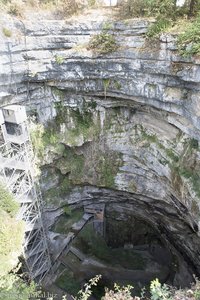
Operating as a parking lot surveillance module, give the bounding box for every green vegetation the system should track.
[118,0,200,56]
[31,102,97,156]
[56,270,80,296]
[0,183,18,217]
[95,151,123,188]
[179,168,200,197]
[30,123,46,158]
[63,204,72,215]
[103,78,111,99]
[55,54,65,65]
[88,0,96,7]
[120,0,200,19]
[135,125,200,199]
[50,275,200,299]
[2,27,12,37]
[119,0,172,18]
[54,100,98,145]
[57,0,80,17]
[146,18,171,38]
[52,208,83,234]
[150,278,172,300]
[178,15,200,56]
[8,1,23,16]
[165,137,200,198]
[43,175,72,205]
[31,104,123,201]
[113,80,122,91]
[71,108,93,133]
[102,79,122,99]
[0,184,23,277]
[0,0,84,17]
[56,147,85,179]
[189,138,199,149]
[165,149,179,163]
[102,21,114,31]
[0,184,35,299]
[140,125,158,144]
[88,32,118,54]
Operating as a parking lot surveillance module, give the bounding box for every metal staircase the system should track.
[0,105,52,283]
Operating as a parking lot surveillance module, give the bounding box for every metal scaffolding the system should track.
[0,105,52,283]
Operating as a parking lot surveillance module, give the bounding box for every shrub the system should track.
[119,0,176,19]
[119,0,150,18]
[88,0,96,7]
[150,278,172,300]
[177,15,200,56]
[56,0,81,17]
[55,54,65,64]
[146,18,172,38]
[88,32,118,54]
[2,27,12,37]
[74,275,101,300]
[8,1,23,16]
[0,184,18,217]
[103,284,133,300]
[27,0,39,7]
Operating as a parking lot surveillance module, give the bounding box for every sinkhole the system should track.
[48,199,196,299]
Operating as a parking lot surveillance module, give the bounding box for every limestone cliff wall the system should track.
[1,13,200,278]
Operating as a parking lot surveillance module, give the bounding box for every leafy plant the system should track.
[102,21,113,31]
[150,278,172,300]
[87,32,118,54]
[74,275,101,300]
[55,54,65,65]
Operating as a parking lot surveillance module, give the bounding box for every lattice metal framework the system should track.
[0,105,52,283]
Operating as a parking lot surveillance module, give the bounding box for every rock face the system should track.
[1,12,200,286]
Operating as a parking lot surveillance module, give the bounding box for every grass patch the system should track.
[178,15,200,57]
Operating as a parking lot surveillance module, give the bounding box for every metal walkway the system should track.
[0,105,52,283]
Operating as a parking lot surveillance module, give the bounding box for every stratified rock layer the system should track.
[1,12,200,284]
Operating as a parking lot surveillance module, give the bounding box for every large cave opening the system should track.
[47,194,196,298]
